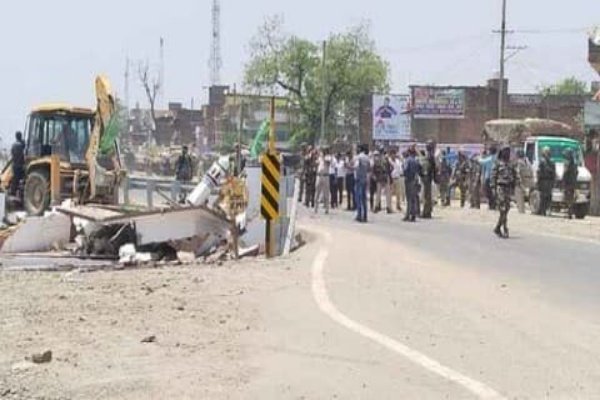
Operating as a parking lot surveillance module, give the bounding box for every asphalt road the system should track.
[243,207,600,399]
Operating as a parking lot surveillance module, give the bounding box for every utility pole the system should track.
[209,0,223,86]
[320,40,327,145]
[498,0,507,119]
[159,37,165,108]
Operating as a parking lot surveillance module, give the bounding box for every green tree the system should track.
[244,17,389,144]
[538,77,590,96]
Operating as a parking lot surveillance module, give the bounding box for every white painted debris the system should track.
[118,244,153,265]
[0,213,71,254]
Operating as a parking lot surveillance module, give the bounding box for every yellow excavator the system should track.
[1,76,123,215]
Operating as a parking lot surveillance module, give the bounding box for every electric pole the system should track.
[209,0,223,86]
[498,0,507,119]
[320,40,327,145]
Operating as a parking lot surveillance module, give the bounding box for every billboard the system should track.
[412,87,466,119]
[372,94,411,141]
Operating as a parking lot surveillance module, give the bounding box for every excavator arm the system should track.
[85,75,122,201]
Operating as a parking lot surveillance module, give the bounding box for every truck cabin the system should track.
[525,137,584,166]
[26,105,94,166]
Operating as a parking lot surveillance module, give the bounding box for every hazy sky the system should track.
[1,0,598,142]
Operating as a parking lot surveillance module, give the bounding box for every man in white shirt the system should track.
[315,148,331,214]
[328,153,338,209]
[390,150,405,211]
[335,153,346,208]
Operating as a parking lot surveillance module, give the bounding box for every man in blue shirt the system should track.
[403,145,421,222]
[479,147,497,210]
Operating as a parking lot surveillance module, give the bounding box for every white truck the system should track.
[484,118,592,219]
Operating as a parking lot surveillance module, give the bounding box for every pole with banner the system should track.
[261,97,281,258]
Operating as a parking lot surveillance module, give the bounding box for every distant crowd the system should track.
[298,141,579,238]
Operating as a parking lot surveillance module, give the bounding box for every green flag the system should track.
[250,119,270,159]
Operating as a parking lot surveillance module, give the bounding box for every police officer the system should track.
[515,150,533,214]
[438,150,452,207]
[563,148,578,219]
[469,153,482,209]
[492,146,518,238]
[537,147,556,216]
[421,141,437,219]
[453,151,471,208]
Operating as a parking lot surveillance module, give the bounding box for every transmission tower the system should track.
[209,0,222,86]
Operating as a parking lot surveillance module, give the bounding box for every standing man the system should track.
[373,149,392,213]
[298,144,308,203]
[315,148,331,215]
[563,148,578,219]
[354,145,370,223]
[403,145,421,222]
[480,147,498,210]
[438,150,452,206]
[329,152,338,209]
[515,150,533,214]
[304,148,317,208]
[10,131,26,196]
[469,154,482,209]
[335,153,345,208]
[345,151,356,211]
[390,149,405,211]
[537,147,556,216]
[175,145,193,183]
[452,151,471,208]
[421,141,437,219]
[492,146,518,238]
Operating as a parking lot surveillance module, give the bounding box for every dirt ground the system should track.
[0,250,309,400]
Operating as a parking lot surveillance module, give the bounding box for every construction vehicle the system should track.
[483,118,592,219]
[0,76,123,215]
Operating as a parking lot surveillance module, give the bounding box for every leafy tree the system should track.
[244,17,389,144]
[538,77,590,96]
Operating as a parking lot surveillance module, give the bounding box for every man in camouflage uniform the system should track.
[304,148,317,208]
[515,150,534,214]
[492,146,518,239]
[537,147,556,216]
[438,150,452,207]
[421,141,437,219]
[563,148,579,219]
[469,154,482,209]
[452,151,471,208]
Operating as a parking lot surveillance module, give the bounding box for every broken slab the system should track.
[0,213,71,254]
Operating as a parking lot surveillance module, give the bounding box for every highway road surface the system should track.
[241,207,600,399]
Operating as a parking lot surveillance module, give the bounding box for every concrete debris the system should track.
[141,335,157,343]
[30,350,52,364]
[0,213,70,254]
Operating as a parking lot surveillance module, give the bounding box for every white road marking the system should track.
[311,230,507,400]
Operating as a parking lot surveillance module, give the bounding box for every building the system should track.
[359,78,593,145]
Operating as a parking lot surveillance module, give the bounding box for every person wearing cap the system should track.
[515,149,534,214]
[537,146,556,216]
[563,148,578,219]
[452,150,471,208]
[491,146,518,238]
[345,151,356,211]
[421,141,437,218]
[438,149,452,207]
[469,153,482,209]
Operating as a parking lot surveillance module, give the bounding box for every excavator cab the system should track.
[1,76,123,216]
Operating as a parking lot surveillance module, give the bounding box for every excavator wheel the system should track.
[24,170,51,216]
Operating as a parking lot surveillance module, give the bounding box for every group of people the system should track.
[298,141,439,224]
[298,141,580,239]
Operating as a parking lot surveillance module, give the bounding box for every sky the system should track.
[0,0,598,144]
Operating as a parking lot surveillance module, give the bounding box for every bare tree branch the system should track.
[138,61,161,141]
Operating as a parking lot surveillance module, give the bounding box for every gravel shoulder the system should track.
[0,247,313,400]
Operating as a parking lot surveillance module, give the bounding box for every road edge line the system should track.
[310,228,507,400]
